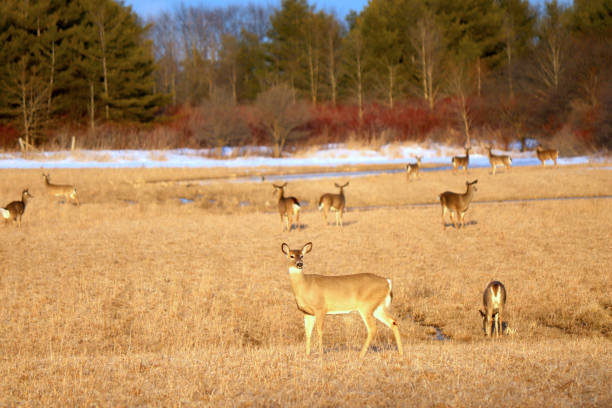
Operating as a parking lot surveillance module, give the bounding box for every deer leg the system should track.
[441,206,447,229]
[485,312,493,337]
[294,209,300,230]
[450,211,458,229]
[315,312,325,356]
[339,209,343,227]
[496,311,502,337]
[373,305,403,355]
[304,315,315,355]
[359,311,377,358]
[321,207,327,225]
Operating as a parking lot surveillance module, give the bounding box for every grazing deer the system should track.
[479,281,507,338]
[485,146,512,175]
[536,146,558,167]
[273,183,301,232]
[405,156,422,181]
[42,173,80,205]
[282,242,403,357]
[2,189,33,227]
[451,147,470,175]
[318,182,349,227]
[439,179,478,230]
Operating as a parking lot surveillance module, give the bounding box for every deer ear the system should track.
[302,242,313,254]
[281,243,290,255]
[479,310,486,318]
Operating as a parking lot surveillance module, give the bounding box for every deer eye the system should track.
[290,255,295,259]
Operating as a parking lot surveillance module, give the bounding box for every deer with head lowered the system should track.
[273,183,301,232]
[484,145,512,175]
[479,281,506,338]
[281,242,403,357]
[405,156,422,181]
[439,179,478,230]
[318,182,348,226]
[1,189,33,227]
[451,147,470,175]
[536,145,558,167]
[42,173,80,205]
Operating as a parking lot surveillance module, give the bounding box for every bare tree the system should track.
[410,13,444,110]
[255,84,311,158]
[448,61,475,148]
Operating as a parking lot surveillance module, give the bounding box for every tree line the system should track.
[0,0,610,153]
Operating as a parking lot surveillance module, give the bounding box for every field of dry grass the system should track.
[0,163,610,406]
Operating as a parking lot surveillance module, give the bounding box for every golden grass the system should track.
[0,163,611,406]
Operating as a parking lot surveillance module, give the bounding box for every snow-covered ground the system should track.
[0,143,596,169]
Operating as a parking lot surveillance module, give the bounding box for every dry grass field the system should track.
[0,163,611,406]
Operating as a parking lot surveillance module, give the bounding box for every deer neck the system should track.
[463,186,475,202]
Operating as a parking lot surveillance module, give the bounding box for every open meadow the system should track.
[0,163,611,406]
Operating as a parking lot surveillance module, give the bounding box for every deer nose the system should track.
[296,260,303,268]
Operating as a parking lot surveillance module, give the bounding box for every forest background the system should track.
[0,0,610,156]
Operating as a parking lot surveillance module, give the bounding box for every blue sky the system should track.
[123,0,366,20]
[123,0,568,21]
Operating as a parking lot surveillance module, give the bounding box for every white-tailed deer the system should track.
[273,183,301,232]
[318,182,349,226]
[406,156,422,181]
[479,281,506,338]
[2,189,33,227]
[439,179,478,230]
[451,147,470,174]
[42,173,80,205]
[281,242,403,357]
[536,146,558,167]
[484,146,512,175]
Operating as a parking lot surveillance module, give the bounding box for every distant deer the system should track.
[451,147,470,175]
[405,156,422,181]
[536,146,558,167]
[479,281,507,338]
[1,189,33,227]
[318,182,349,227]
[42,173,80,205]
[282,242,403,357]
[273,183,301,232]
[439,179,478,230]
[484,145,512,175]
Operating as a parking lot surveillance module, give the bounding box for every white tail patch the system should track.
[491,288,503,308]
[0,208,9,219]
[293,203,301,212]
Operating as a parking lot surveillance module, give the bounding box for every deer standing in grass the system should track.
[318,182,348,226]
[406,156,422,181]
[273,183,301,232]
[536,146,558,167]
[42,173,80,205]
[479,281,506,338]
[485,146,512,175]
[281,242,403,357]
[439,179,478,230]
[1,189,33,227]
[451,147,470,175]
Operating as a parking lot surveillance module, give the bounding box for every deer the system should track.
[479,281,507,338]
[439,179,478,230]
[273,183,301,232]
[318,182,349,227]
[1,189,33,227]
[451,147,470,175]
[484,145,512,175]
[42,173,80,205]
[281,242,403,357]
[536,146,558,167]
[405,156,422,181]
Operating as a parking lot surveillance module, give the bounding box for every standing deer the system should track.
[479,281,507,338]
[405,156,422,181]
[536,146,558,167]
[485,146,512,175]
[281,242,403,357]
[42,173,80,205]
[318,182,349,226]
[451,147,470,175]
[439,179,478,230]
[1,189,33,227]
[273,183,301,232]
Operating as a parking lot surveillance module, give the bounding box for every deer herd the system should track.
[2,143,558,357]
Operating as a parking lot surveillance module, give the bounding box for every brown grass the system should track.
[0,164,611,406]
